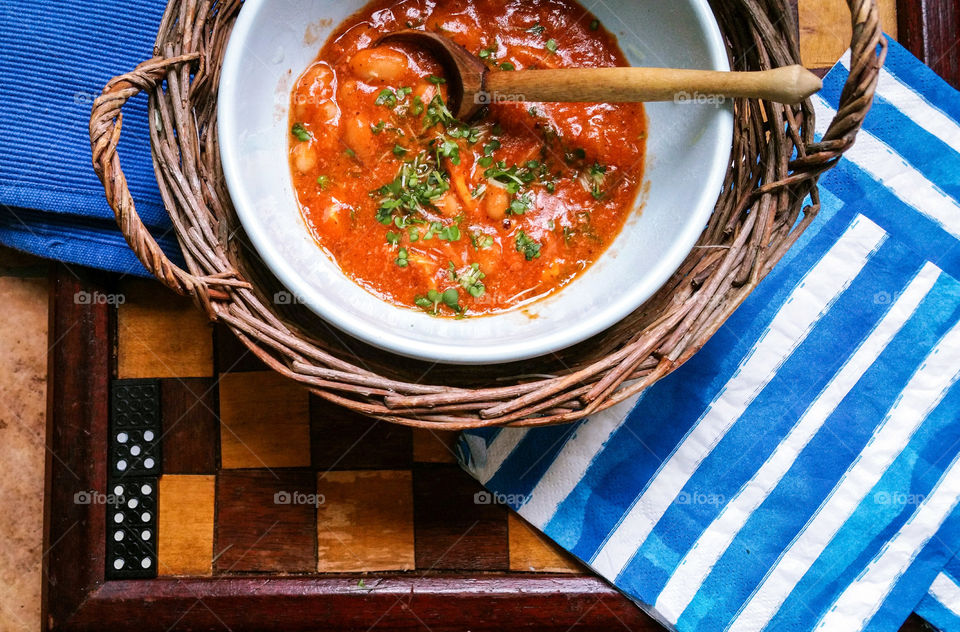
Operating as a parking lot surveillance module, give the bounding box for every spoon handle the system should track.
[484,65,822,106]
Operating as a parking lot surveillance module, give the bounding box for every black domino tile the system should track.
[104,478,158,579]
[107,380,162,579]
[110,379,162,478]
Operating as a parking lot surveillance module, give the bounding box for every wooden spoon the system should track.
[377,30,822,120]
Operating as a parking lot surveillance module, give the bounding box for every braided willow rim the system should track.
[90,0,885,430]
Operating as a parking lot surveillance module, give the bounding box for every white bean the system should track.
[292,142,318,173]
[348,47,409,82]
[482,183,509,221]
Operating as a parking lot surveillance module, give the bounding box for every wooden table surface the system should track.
[1,1,958,631]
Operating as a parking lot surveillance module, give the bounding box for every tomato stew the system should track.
[289,0,646,317]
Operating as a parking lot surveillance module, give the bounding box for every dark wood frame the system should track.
[44,1,956,629]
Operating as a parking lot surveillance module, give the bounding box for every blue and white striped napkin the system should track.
[0,0,183,275]
[458,38,960,632]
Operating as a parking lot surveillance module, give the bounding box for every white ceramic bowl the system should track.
[219,0,733,365]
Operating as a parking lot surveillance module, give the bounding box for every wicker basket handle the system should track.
[791,0,886,175]
[89,53,219,303]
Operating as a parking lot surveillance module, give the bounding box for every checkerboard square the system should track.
[117,279,214,379]
[413,465,508,570]
[316,470,415,572]
[161,379,219,474]
[215,470,317,573]
[219,372,311,469]
[310,396,412,470]
[158,475,215,576]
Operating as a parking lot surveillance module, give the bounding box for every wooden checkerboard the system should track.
[111,278,582,578]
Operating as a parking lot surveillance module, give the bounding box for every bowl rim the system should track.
[218,0,734,365]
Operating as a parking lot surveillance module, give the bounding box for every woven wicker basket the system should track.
[90,0,885,429]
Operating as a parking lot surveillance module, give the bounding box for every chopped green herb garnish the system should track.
[509,193,533,215]
[424,94,456,128]
[478,156,494,168]
[415,294,436,312]
[375,89,398,108]
[451,263,486,297]
[471,183,487,199]
[291,122,311,142]
[414,288,461,315]
[395,247,409,267]
[393,214,416,230]
[545,39,558,54]
[317,175,330,189]
[447,126,482,144]
[515,230,542,261]
[528,23,545,35]
[483,139,501,156]
[471,233,495,250]
[410,96,425,116]
[408,227,419,242]
[428,75,447,85]
[393,144,408,157]
[422,221,460,241]
[344,147,357,159]
[439,224,461,241]
[385,231,401,246]
[478,46,497,60]
[370,121,387,134]
[436,139,461,165]
[499,62,516,71]
[528,106,540,117]
[374,154,451,225]
[442,287,462,311]
[588,162,608,199]
[590,19,599,30]
[484,160,548,195]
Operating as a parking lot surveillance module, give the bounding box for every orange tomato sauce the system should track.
[289,0,646,317]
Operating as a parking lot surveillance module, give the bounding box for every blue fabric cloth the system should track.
[459,39,960,632]
[0,0,183,275]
